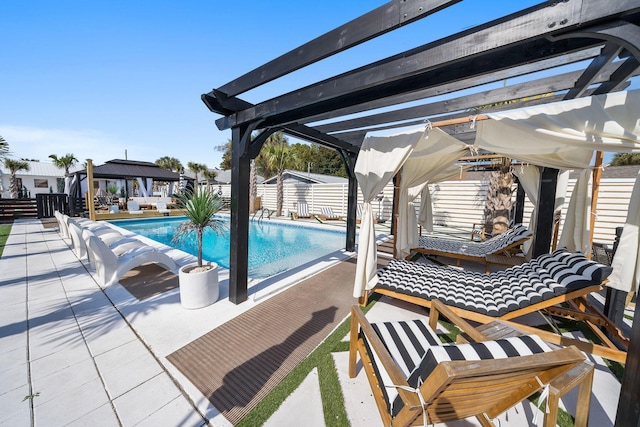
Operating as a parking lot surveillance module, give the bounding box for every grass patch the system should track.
[0,224,12,258]
[236,294,381,426]
[237,296,612,426]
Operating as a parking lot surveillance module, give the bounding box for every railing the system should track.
[36,193,69,218]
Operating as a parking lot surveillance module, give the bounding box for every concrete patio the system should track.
[0,218,626,426]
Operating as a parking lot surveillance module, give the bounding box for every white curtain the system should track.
[608,169,640,292]
[513,166,570,254]
[417,165,467,232]
[353,126,429,298]
[136,177,149,197]
[557,169,593,253]
[476,91,640,257]
[396,129,470,258]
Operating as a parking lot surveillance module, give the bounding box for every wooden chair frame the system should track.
[350,301,593,427]
[372,283,629,363]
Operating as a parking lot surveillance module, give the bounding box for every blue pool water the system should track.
[109,217,347,278]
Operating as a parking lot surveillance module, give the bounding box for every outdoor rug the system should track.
[167,256,370,424]
[41,218,58,229]
[119,263,179,300]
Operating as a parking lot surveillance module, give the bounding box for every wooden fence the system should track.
[217,177,634,246]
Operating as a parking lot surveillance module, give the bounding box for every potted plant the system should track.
[173,187,226,309]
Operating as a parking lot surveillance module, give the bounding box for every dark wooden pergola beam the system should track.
[215,0,461,99]
[298,47,603,126]
[563,43,623,100]
[214,1,639,131]
[313,65,621,134]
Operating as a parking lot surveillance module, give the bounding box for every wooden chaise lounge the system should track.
[409,224,533,272]
[350,301,594,427]
[371,249,628,363]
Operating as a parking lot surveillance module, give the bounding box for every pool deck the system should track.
[0,218,627,426]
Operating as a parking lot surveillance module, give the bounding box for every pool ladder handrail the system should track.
[252,207,272,222]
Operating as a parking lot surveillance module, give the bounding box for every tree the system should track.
[155,156,183,172]
[261,132,295,216]
[0,135,9,161]
[610,153,640,166]
[249,160,257,213]
[202,169,218,186]
[49,153,78,174]
[483,160,515,236]
[4,159,30,199]
[216,141,232,170]
[187,162,208,187]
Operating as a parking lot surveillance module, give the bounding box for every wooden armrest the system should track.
[350,306,420,407]
[429,300,489,343]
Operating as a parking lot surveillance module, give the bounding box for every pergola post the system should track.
[531,167,558,258]
[514,177,525,225]
[228,124,254,304]
[341,150,357,252]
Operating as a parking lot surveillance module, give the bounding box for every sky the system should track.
[1,1,633,168]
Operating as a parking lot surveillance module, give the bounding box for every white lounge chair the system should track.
[156,201,171,215]
[127,200,144,214]
[81,228,148,270]
[54,211,69,238]
[85,233,177,286]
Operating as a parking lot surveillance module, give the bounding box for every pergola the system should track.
[203,1,640,423]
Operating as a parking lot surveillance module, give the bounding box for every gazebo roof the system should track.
[77,159,182,181]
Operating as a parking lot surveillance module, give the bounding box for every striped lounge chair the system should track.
[410,224,533,270]
[373,249,627,362]
[295,202,311,219]
[349,302,593,427]
[319,206,341,220]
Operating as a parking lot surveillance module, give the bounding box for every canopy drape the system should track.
[417,165,465,232]
[476,90,640,259]
[353,126,429,298]
[396,129,470,259]
[608,169,640,293]
[353,90,640,298]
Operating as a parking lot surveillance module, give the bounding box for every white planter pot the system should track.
[178,262,219,309]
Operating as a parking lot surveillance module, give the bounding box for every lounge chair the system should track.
[127,200,144,214]
[410,224,532,271]
[349,302,594,427]
[372,249,628,362]
[156,201,171,215]
[295,202,311,219]
[84,233,177,287]
[54,211,69,238]
[319,207,341,220]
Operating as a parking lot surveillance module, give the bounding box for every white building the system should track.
[0,160,82,199]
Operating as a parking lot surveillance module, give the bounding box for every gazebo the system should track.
[202,1,640,423]
[69,159,188,216]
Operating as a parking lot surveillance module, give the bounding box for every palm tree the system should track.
[4,159,30,199]
[483,160,514,236]
[202,169,218,189]
[48,153,78,174]
[155,156,183,172]
[187,162,208,188]
[261,132,294,216]
[173,188,226,268]
[249,159,258,213]
[0,135,10,161]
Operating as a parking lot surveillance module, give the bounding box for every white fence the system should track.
[217,177,634,245]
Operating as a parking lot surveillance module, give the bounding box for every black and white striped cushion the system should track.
[376,249,611,317]
[417,224,532,258]
[364,318,441,413]
[390,335,552,417]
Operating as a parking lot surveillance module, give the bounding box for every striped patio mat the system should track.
[167,256,376,424]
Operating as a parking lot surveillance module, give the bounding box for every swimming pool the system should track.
[109,217,347,278]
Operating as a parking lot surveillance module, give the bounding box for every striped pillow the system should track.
[365,318,441,413]
[391,335,552,417]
